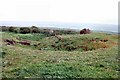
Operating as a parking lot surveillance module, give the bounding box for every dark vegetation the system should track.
[19,27,31,34]
[0,26,79,36]
[80,28,91,34]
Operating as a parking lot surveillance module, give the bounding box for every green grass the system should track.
[18,33,46,41]
[1,31,119,78]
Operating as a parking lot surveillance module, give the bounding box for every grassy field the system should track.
[1,31,119,78]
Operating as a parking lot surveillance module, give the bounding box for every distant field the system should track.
[1,31,119,78]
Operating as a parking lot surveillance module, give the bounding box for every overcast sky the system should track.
[0,0,119,24]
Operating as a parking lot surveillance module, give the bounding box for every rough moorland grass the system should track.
[2,32,118,51]
[2,45,118,78]
[1,32,118,78]
[35,32,118,51]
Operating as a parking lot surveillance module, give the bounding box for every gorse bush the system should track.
[0,26,9,31]
[9,27,17,32]
[14,28,20,33]
[1,26,79,35]
[0,26,19,33]
[31,28,40,33]
[30,26,40,33]
[20,27,31,34]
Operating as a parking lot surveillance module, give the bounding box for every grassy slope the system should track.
[1,32,118,78]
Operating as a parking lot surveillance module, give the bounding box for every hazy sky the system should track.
[0,0,119,24]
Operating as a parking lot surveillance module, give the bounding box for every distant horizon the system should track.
[0,21,118,33]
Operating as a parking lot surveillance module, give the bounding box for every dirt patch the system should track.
[4,39,16,45]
